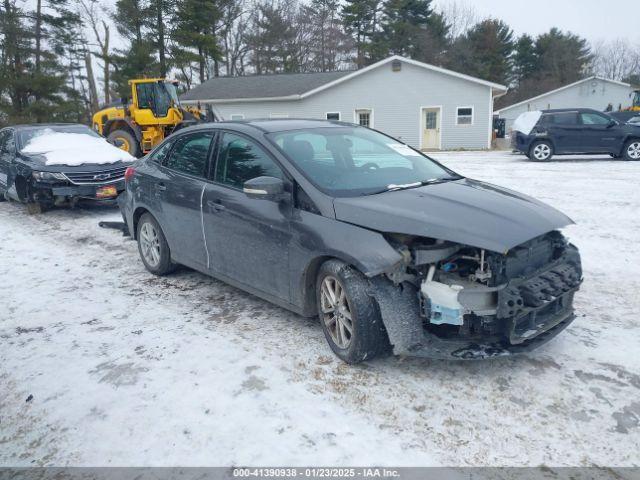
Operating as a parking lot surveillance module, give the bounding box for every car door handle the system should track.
[156,183,167,191]
[206,200,226,211]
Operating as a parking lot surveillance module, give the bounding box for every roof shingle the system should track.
[180,70,353,102]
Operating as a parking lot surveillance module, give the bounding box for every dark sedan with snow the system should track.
[0,124,135,212]
[120,119,582,363]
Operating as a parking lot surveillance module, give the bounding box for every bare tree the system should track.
[591,38,640,81]
[221,1,251,76]
[438,0,479,40]
[83,44,99,111]
[78,0,111,104]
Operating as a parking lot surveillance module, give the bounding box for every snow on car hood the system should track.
[21,129,135,166]
[333,178,573,253]
[512,111,542,134]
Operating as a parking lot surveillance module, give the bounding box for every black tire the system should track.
[622,139,640,161]
[136,213,175,275]
[0,188,6,202]
[316,259,390,364]
[108,129,141,157]
[528,140,554,161]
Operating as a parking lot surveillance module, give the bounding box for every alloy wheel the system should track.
[533,143,551,160]
[627,142,640,160]
[320,275,353,349]
[140,222,161,267]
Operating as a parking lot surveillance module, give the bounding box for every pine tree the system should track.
[112,0,157,97]
[341,0,380,68]
[173,0,223,82]
[308,0,351,71]
[0,0,88,124]
[535,27,591,85]
[146,0,175,77]
[512,34,538,85]
[379,0,434,58]
[448,19,514,85]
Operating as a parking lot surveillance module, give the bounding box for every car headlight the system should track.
[32,171,67,182]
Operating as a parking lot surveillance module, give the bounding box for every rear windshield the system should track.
[18,125,101,149]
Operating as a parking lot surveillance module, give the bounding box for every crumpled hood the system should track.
[333,178,573,253]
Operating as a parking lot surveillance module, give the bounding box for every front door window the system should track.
[163,132,214,177]
[215,133,282,188]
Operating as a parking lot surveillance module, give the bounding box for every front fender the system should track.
[290,211,403,315]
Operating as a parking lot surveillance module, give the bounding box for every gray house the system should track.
[181,55,508,150]
[497,76,635,131]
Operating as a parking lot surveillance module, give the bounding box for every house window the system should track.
[326,112,340,121]
[270,113,289,119]
[355,109,372,128]
[456,107,473,125]
[230,114,244,120]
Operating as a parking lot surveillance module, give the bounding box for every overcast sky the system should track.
[433,0,640,44]
[90,0,639,47]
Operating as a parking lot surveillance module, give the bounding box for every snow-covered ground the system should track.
[1,151,639,467]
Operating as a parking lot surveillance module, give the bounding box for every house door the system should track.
[422,107,440,150]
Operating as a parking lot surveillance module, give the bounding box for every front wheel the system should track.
[316,260,390,364]
[136,213,174,275]
[528,140,554,161]
[622,140,640,161]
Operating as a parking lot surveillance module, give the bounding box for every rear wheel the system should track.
[108,129,140,157]
[136,213,174,275]
[622,139,640,161]
[528,140,554,161]
[316,260,390,364]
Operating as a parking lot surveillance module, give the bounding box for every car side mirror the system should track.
[607,119,618,128]
[243,176,285,200]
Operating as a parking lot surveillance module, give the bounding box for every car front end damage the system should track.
[24,165,127,207]
[370,231,582,359]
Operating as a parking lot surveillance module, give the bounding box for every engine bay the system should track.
[384,231,583,346]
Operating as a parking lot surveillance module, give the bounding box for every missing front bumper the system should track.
[370,254,581,360]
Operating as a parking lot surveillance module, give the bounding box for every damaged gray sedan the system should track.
[119,119,582,363]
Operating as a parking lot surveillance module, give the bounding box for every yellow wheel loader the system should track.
[628,90,640,112]
[92,79,204,157]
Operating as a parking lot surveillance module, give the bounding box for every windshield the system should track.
[136,81,179,117]
[18,125,101,150]
[268,126,459,197]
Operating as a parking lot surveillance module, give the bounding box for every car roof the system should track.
[180,118,356,135]
[540,108,608,115]
[8,123,89,131]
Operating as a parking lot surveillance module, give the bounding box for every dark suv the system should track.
[0,124,134,212]
[511,108,640,161]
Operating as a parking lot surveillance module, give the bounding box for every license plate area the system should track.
[96,185,118,198]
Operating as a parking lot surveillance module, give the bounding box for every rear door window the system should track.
[550,112,578,125]
[163,131,214,177]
